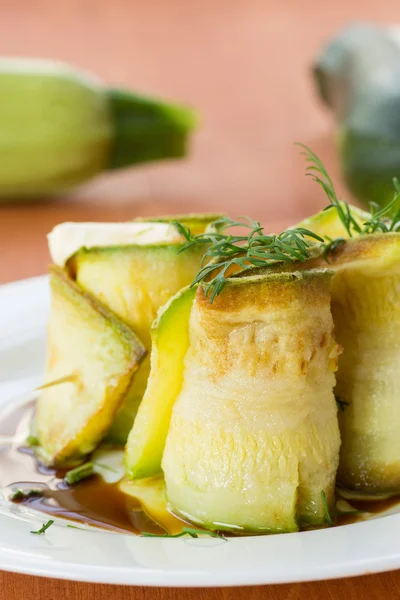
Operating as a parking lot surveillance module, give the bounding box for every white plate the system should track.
[0,275,399,587]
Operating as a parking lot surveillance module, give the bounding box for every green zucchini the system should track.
[0,58,196,200]
[37,267,145,466]
[313,23,400,209]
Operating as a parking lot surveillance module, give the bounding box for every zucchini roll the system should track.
[323,234,400,493]
[38,215,221,464]
[127,268,341,532]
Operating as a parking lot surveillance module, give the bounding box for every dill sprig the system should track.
[321,491,334,526]
[297,143,362,238]
[174,217,323,303]
[176,146,400,304]
[298,143,400,236]
[361,179,400,233]
[31,519,54,535]
[142,527,226,540]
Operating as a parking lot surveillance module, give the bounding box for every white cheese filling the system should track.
[48,221,184,266]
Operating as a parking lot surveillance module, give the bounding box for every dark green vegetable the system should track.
[313,23,400,209]
[107,90,196,169]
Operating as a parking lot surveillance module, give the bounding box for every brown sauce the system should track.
[0,401,188,536]
[336,494,400,526]
[1,400,399,535]
[0,443,180,535]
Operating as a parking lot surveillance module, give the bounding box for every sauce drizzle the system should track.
[1,400,399,535]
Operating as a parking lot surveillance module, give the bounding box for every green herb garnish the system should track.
[31,519,54,535]
[142,527,226,540]
[321,491,333,526]
[297,144,362,238]
[174,217,323,303]
[177,146,400,304]
[298,144,400,235]
[361,180,400,233]
[10,489,43,502]
[25,435,39,447]
[335,396,350,412]
[64,462,94,485]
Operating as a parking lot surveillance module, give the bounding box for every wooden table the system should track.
[1,0,400,597]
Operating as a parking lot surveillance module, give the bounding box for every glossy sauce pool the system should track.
[0,400,188,535]
[1,399,399,535]
[0,445,166,535]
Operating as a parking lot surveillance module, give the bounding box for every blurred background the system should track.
[2,0,400,283]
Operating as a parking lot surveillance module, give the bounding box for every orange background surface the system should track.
[0,0,400,598]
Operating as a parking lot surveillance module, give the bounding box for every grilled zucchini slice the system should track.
[37,267,145,466]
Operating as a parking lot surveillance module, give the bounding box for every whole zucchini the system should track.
[0,58,196,199]
[313,24,400,209]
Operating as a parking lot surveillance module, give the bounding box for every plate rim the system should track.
[0,515,399,587]
[0,275,399,587]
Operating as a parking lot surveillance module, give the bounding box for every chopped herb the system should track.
[64,462,94,485]
[10,490,25,501]
[25,435,39,447]
[142,527,226,540]
[321,491,333,526]
[67,524,84,530]
[174,217,323,303]
[335,396,350,412]
[31,519,54,535]
[10,489,43,502]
